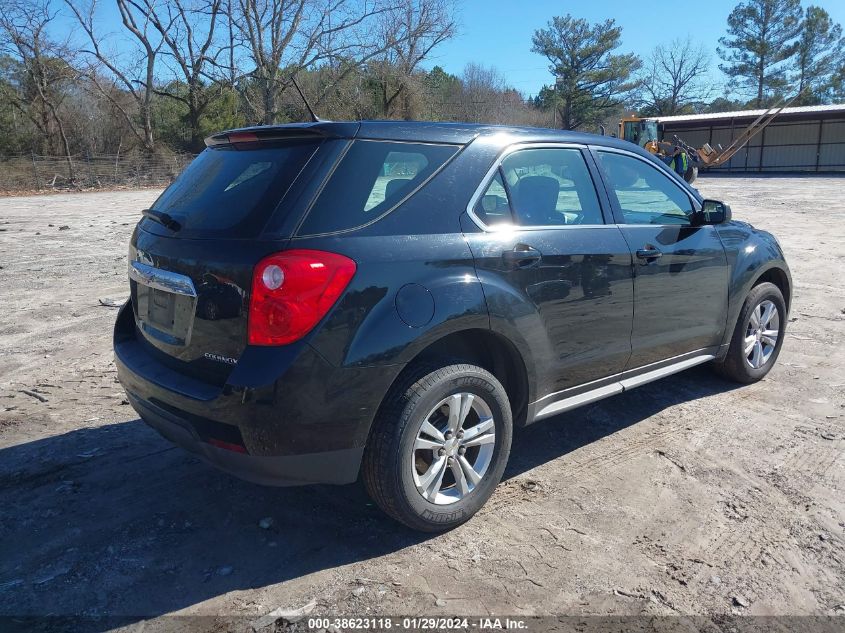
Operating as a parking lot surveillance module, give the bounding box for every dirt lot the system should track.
[0,176,843,627]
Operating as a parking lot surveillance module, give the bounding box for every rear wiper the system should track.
[141,208,182,232]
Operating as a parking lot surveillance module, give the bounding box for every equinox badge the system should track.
[204,352,237,365]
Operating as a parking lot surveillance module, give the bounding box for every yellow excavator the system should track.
[616,94,801,184]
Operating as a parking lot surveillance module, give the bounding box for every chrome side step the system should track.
[619,354,714,391]
[532,383,623,420]
[532,353,715,422]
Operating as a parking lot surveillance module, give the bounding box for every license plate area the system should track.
[149,288,176,327]
[130,261,198,346]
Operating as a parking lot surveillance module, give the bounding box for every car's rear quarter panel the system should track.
[294,233,489,369]
[291,137,501,371]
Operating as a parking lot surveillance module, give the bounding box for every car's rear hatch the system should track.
[126,127,348,385]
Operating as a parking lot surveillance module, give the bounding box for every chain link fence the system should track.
[0,152,197,193]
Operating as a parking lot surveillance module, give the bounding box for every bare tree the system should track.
[222,0,241,118]
[121,0,227,151]
[455,63,506,123]
[638,38,713,115]
[65,0,161,152]
[293,64,376,120]
[373,0,456,119]
[233,0,395,124]
[0,0,76,179]
[436,63,542,126]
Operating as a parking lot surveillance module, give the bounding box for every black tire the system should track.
[713,282,786,383]
[362,363,512,532]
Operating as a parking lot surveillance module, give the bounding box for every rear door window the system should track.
[502,148,604,226]
[147,139,320,238]
[472,147,604,228]
[297,140,459,235]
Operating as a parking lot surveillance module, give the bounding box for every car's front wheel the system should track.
[363,363,512,532]
[714,282,786,383]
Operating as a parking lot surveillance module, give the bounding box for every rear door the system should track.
[464,144,634,399]
[592,148,729,368]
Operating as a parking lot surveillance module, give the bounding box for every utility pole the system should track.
[551,77,563,129]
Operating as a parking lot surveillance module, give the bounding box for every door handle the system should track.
[503,245,542,268]
[636,247,662,262]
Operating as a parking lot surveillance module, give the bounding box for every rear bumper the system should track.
[113,302,399,486]
[126,391,362,486]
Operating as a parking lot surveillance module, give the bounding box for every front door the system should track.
[592,148,729,368]
[464,145,635,399]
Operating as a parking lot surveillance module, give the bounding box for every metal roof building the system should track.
[657,104,845,173]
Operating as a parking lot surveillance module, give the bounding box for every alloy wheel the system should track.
[744,299,780,369]
[411,392,496,505]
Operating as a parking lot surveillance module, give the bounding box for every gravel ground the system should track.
[0,176,843,628]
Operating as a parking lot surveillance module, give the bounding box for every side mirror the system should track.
[693,199,732,225]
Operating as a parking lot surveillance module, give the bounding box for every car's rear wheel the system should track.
[714,282,786,383]
[363,363,512,532]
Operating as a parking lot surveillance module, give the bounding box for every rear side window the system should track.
[298,140,458,235]
[148,140,320,237]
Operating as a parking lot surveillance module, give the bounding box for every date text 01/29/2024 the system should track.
[306,617,528,630]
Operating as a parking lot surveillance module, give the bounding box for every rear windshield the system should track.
[147,140,320,237]
[297,140,459,235]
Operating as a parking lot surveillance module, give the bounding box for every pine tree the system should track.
[826,62,845,103]
[531,15,640,130]
[718,0,803,106]
[793,5,843,104]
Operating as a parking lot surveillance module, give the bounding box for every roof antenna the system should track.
[290,74,322,123]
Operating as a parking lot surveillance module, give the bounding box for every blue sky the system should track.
[426,0,845,97]
[55,0,845,98]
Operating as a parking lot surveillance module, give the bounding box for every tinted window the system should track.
[298,140,458,235]
[149,140,320,237]
[597,151,692,225]
[499,148,603,226]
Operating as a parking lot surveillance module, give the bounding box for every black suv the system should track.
[115,121,791,531]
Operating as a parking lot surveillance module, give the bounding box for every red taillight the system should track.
[248,249,357,346]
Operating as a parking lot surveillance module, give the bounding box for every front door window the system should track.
[596,151,692,225]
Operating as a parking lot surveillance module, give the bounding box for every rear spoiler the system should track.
[204,122,361,148]
[204,128,328,148]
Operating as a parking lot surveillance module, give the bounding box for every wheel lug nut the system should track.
[438,448,446,457]
[458,446,466,455]
[445,431,453,440]
[457,431,464,439]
